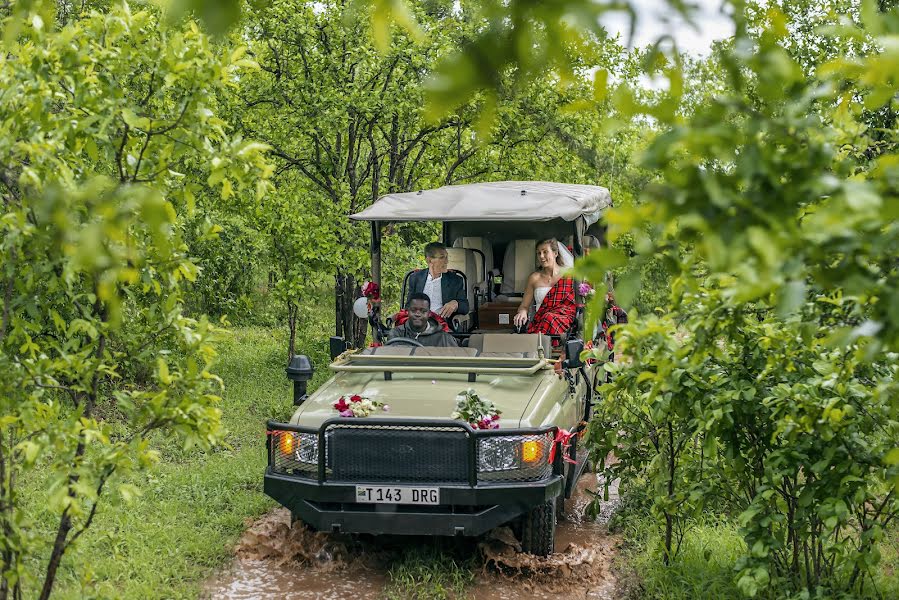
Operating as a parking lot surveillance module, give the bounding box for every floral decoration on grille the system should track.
[451,389,501,429]
[333,394,389,418]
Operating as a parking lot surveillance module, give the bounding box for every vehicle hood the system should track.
[291,370,552,429]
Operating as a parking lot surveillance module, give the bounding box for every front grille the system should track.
[325,424,470,483]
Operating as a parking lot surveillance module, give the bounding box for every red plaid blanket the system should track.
[527,277,576,336]
[393,310,451,332]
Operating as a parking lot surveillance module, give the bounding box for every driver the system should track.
[388,293,459,347]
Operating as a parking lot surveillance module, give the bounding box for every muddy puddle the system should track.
[203,473,621,599]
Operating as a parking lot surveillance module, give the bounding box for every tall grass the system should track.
[614,498,899,600]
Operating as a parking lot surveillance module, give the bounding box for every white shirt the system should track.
[423,273,443,314]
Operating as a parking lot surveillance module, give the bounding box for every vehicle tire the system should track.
[520,498,556,556]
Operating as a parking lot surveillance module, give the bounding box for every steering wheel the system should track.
[385,337,424,347]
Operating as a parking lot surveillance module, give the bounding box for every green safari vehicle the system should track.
[264,182,612,556]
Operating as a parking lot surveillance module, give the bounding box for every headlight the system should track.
[476,433,553,481]
[478,438,518,472]
[271,430,318,474]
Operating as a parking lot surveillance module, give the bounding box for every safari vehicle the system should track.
[264,182,612,555]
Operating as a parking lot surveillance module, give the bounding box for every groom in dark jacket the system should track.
[404,242,469,319]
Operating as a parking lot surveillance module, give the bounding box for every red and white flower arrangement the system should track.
[333,394,389,418]
[451,389,501,430]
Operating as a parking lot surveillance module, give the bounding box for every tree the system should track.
[233,0,621,351]
[233,0,477,347]
[0,4,270,597]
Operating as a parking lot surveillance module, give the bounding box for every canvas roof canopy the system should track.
[350,181,612,226]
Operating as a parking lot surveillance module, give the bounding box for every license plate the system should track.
[355,485,440,505]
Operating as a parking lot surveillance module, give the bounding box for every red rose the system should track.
[491,414,500,421]
[350,394,363,403]
[334,398,350,412]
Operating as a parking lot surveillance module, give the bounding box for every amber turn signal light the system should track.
[521,440,541,464]
[278,431,295,455]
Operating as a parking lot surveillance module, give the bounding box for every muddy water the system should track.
[203,473,621,599]
[471,474,621,600]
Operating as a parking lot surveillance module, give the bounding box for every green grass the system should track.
[615,516,752,600]
[20,324,333,599]
[614,509,899,600]
[384,544,477,600]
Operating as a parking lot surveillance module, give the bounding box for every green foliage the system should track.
[18,326,312,598]
[580,0,899,596]
[234,0,624,349]
[183,212,268,322]
[0,3,270,596]
[591,294,899,594]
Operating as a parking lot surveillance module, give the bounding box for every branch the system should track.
[443,147,478,186]
[65,466,114,547]
[269,144,337,200]
[0,244,14,345]
[115,124,130,183]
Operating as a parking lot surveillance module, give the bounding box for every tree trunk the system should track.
[664,512,673,566]
[287,298,298,363]
[663,421,675,566]
[38,510,72,600]
[334,273,366,348]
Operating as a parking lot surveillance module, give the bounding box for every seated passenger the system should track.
[388,293,459,347]
[512,238,577,338]
[404,242,469,320]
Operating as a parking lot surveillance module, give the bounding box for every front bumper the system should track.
[265,418,564,537]
[264,469,563,536]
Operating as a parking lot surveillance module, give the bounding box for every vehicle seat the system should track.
[453,237,493,296]
[498,239,536,299]
[467,333,551,359]
[445,247,479,311]
[400,268,471,332]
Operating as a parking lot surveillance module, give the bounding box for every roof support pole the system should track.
[370,220,382,287]
[573,218,584,257]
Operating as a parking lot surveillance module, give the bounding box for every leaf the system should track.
[776,280,806,317]
[118,483,142,504]
[121,108,151,130]
[593,68,609,102]
[157,358,171,385]
[885,448,899,466]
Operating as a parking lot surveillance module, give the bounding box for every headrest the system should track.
[501,239,536,294]
[453,237,494,282]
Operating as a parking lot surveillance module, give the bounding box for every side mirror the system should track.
[286,355,314,406]
[563,339,585,369]
[329,336,350,360]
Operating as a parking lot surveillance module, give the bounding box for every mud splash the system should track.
[470,473,621,600]
[203,473,621,599]
[203,510,389,599]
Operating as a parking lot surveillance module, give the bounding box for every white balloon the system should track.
[353,297,369,319]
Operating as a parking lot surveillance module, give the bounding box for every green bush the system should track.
[588,292,899,597]
[183,213,269,324]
